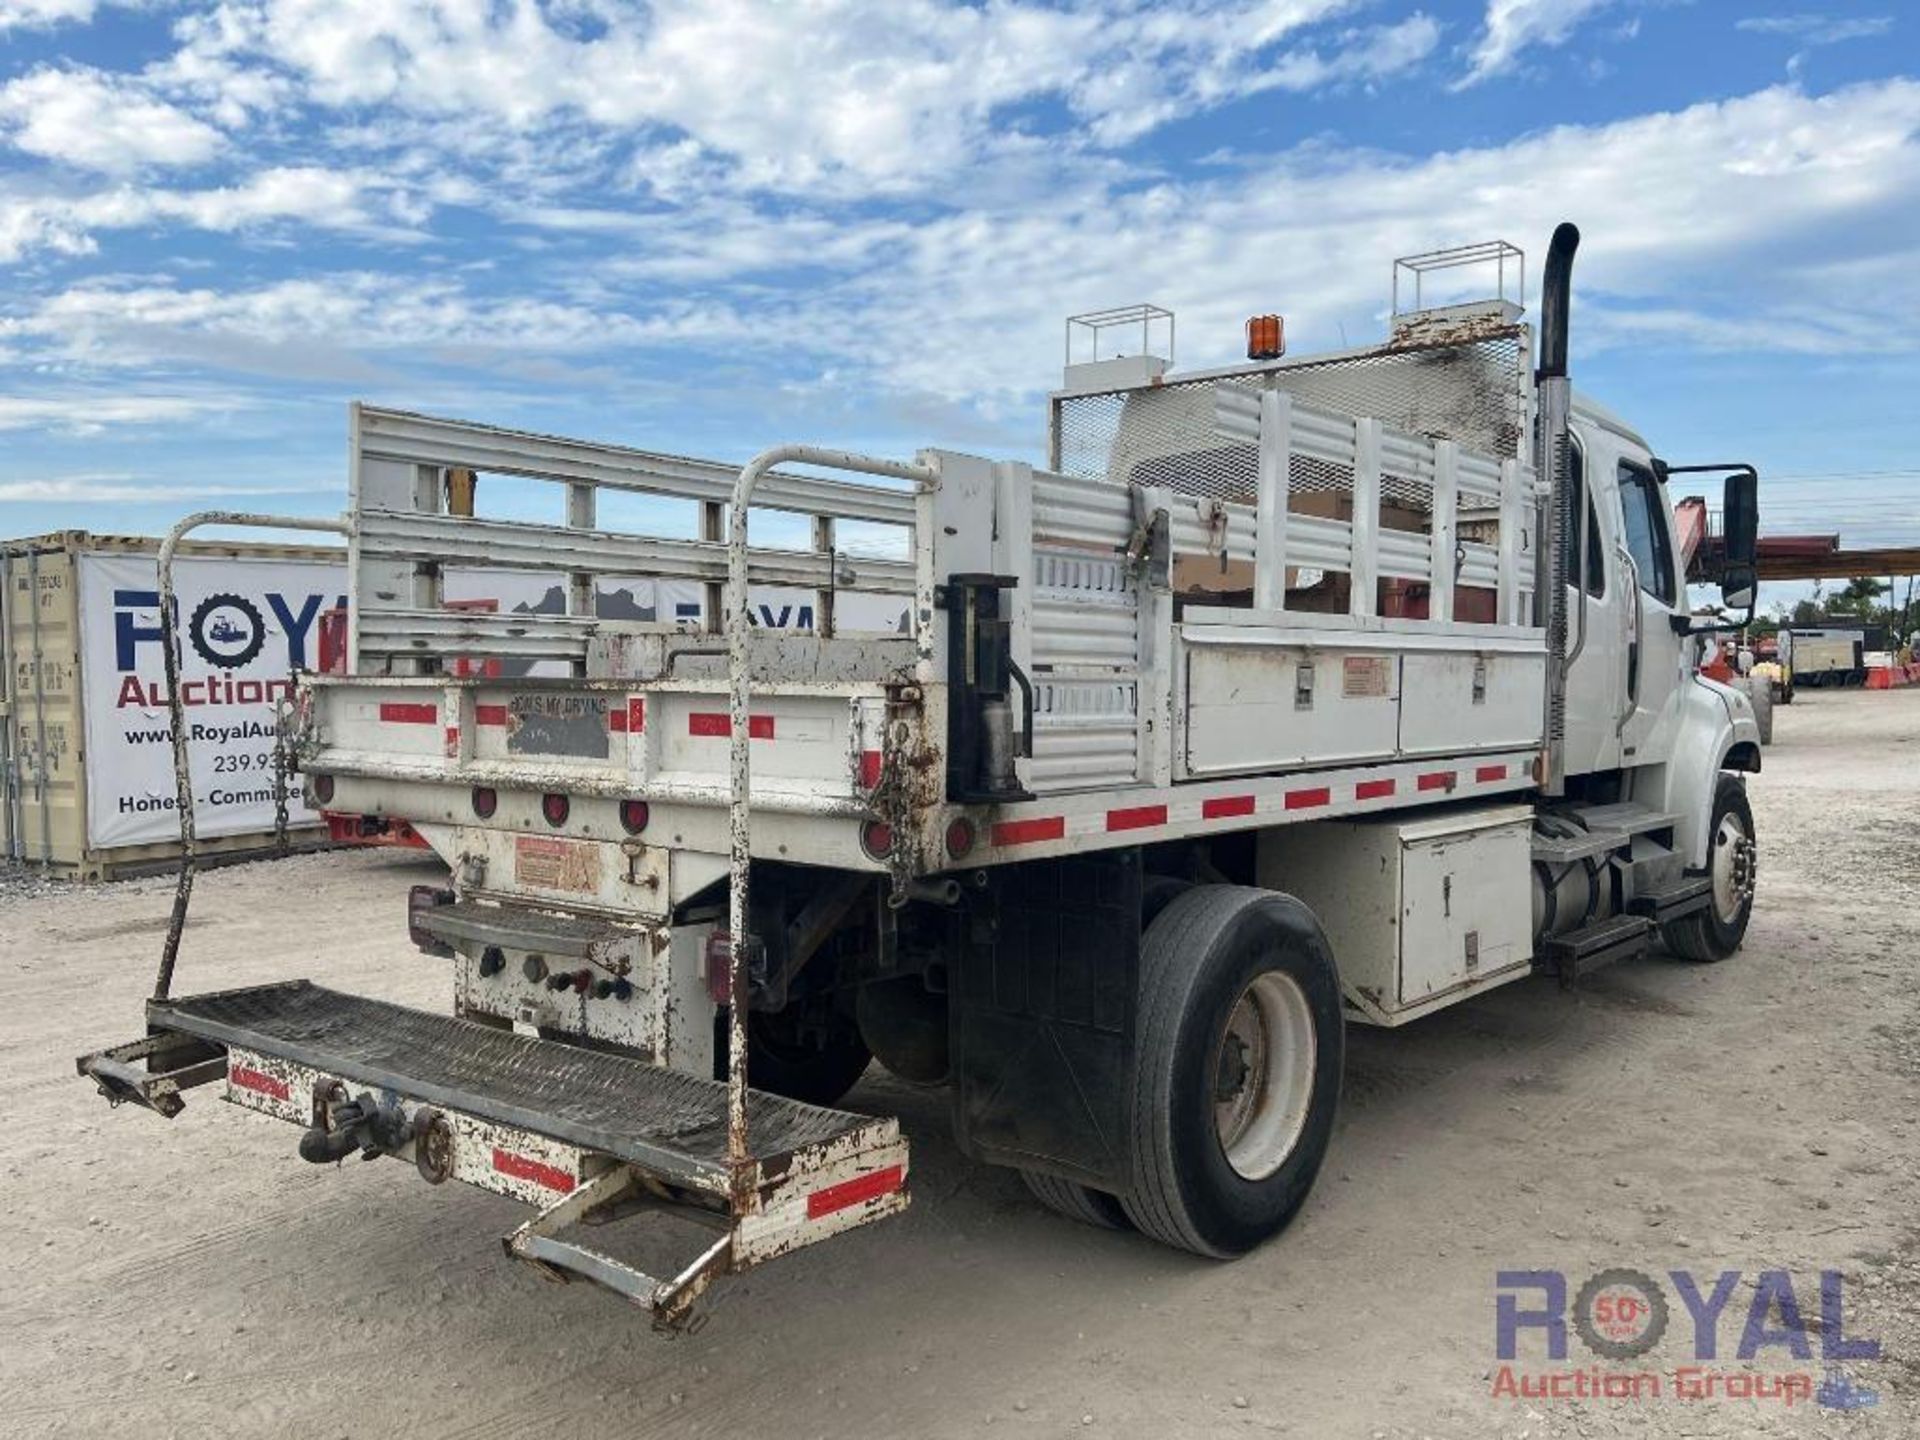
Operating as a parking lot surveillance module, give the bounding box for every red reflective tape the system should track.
[1355,778,1397,801]
[444,725,460,758]
[491,1147,576,1194]
[991,815,1066,847]
[378,702,438,725]
[627,697,645,733]
[859,750,883,789]
[1476,764,1507,783]
[689,713,773,739]
[1106,804,1167,833]
[1202,794,1257,820]
[1284,787,1331,810]
[608,707,627,732]
[807,1163,904,1220]
[229,1064,289,1101]
[474,704,509,727]
[1418,771,1455,792]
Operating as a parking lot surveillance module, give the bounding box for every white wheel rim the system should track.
[1709,811,1755,924]
[1212,971,1317,1181]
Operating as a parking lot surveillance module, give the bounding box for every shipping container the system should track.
[2,530,912,878]
[1,531,347,878]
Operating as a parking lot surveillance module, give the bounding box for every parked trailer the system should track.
[1,531,344,878]
[1784,628,1866,688]
[81,225,1765,1327]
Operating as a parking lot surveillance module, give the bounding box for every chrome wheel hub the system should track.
[1212,971,1316,1181]
[1710,811,1756,924]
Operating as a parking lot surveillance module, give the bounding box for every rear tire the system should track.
[1121,885,1343,1258]
[1019,1169,1131,1230]
[1661,774,1756,962]
[746,1008,872,1106]
[1743,678,1774,744]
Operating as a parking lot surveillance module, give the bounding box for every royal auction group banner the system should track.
[81,556,909,849]
[78,552,347,849]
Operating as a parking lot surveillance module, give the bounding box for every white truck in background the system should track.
[81,224,1763,1327]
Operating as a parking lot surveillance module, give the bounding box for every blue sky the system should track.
[2,1,1917,582]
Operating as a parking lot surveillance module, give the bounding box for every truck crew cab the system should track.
[82,224,1762,1326]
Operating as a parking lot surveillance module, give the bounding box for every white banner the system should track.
[79,552,347,849]
[440,572,910,678]
[79,558,909,849]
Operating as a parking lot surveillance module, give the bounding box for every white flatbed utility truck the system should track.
[81,225,1764,1327]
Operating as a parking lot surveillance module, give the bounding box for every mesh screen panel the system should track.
[1053,329,1529,507]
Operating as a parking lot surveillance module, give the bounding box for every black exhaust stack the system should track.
[1537,222,1579,383]
[1536,222,1579,796]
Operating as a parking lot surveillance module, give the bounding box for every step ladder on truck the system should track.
[79,223,1766,1327]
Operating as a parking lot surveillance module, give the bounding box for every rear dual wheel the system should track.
[1122,886,1344,1257]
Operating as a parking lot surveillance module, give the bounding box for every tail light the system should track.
[541,792,570,827]
[311,774,335,805]
[945,816,976,860]
[860,819,895,860]
[705,930,734,1004]
[619,799,650,835]
[471,786,498,819]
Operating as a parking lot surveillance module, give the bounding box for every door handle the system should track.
[1615,543,1641,738]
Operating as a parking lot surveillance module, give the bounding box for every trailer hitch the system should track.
[299,1081,419,1165]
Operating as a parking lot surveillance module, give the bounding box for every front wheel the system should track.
[1122,886,1344,1258]
[1661,775,1757,962]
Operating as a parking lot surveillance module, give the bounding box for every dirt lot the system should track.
[3,688,1915,1437]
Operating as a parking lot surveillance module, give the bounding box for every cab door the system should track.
[1613,452,1686,764]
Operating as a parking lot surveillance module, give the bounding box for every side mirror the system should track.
[1720,563,1756,614]
[1722,468,1758,568]
[1720,468,1758,613]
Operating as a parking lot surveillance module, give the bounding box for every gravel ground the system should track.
[2,687,1914,1438]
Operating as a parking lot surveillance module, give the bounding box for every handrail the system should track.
[723,447,937,1198]
[357,405,921,528]
[154,511,353,1001]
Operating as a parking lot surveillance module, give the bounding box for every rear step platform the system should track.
[79,980,908,1327]
[147,980,868,1189]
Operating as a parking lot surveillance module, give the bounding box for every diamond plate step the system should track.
[146,980,877,1192]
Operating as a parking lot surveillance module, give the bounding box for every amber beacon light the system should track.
[1245,314,1285,361]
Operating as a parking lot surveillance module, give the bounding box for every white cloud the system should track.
[0,166,429,263]
[730,78,1920,403]
[1737,14,1896,46]
[189,0,1404,194]
[0,474,324,501]
[4,272,748,374]
[0,0,94,30]
[0,392,243,434]
[1457,0,1618,87]
[11,79,1919,422]
[0,67,226,174]
[1262,14,1444,93]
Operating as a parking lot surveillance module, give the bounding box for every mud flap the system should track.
[948,850,1140,1191]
